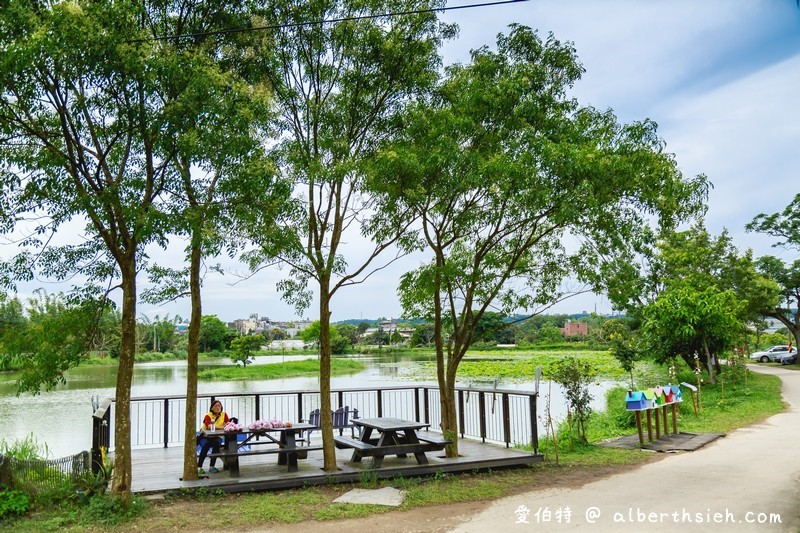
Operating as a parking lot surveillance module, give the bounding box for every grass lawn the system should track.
[198,358,365,380]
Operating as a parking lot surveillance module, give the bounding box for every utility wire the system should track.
[136,0,529,42]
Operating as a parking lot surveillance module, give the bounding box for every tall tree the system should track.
[752,256,800,350]
[606,222,781,372]
[0,0,174,496]
[747,194,800,350]
[382,25,708,456]
[136,0,290,482]
[242,0,454,471]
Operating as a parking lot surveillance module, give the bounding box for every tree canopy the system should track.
[380,25,708,455]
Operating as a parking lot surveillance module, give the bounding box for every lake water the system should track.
[0,353,616,458]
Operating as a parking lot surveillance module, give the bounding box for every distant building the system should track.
[560,320,588,338]
[360,321,413,344]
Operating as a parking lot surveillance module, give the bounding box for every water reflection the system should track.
[0,353,616,458]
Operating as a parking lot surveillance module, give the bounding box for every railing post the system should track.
[502,393,511,448]
[256,394,262,422]
[458,389,465,438]
[530,393,538,454]
[163,399,170,448]
[425,388,432,425]
[413,387,420,423]
[337,391,344,409]
[478,392,487,442]
[296,393,303,421]
[377,390,383,417]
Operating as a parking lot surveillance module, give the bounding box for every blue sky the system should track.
[150,0,800,322]
[11,0,800,323]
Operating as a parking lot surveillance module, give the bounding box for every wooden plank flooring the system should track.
[128,436,542,494]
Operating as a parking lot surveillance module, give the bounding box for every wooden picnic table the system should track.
[206,423,320,477]
[333,417,449,468]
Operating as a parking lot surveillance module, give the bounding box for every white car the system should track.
[749,345,796,363]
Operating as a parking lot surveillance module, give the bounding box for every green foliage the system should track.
[298,322,321,347]
[329,328,351,355]
[549,358,599,442]
[0,291,112,394]
[199,316,236,352]
[0,434,50,460]
[607,324,640,388]
[752,254,800,350]
[641,284,742,374]
[79,494,147,527]
[358,469,379,488]
[0,489,30,520]
[229,334,265,367]
[136,314,182,354]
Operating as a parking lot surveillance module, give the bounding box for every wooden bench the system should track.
[334,436,375,451]
[415,433,451,446]
[211,445,322,462]
[334,435,447,467]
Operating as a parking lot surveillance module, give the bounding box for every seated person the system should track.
[197,400,229,475]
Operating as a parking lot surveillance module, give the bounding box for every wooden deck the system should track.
[128,436,542,494]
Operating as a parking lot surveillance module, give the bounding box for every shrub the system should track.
[80,494,147,526]
[0,489,30,519]
[549,357,598,443]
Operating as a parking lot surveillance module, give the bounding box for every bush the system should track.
[549,357,598,442]
[0,489,30,519]
[80,494,147,526]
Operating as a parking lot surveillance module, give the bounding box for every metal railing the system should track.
[92,385,538,460]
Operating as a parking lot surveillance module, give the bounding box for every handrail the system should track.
[115,383,531,402]
[94,384,538,455]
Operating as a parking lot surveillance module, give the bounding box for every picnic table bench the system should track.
[207,423,320,476]
[333,417,450,468]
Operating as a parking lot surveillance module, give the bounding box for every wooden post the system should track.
[635,411,644,446]
[645,409,653,441]
[662,406,669,435]
[671,403,678,434]
[654,408,661,439]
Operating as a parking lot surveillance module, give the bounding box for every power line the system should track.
[136,0,529,42]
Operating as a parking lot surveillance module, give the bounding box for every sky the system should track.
[8,0,800,324]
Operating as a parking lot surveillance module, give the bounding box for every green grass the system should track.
[198,358,365,381]
[411,349,659,381]
[581,366,783,442]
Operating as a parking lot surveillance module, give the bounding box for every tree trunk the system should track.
[111,257,136,497]
[432,254,459,458]
[702,336,717,384]
[319,276,336,471]
[441,358,460,457]
[183,241,202,480]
